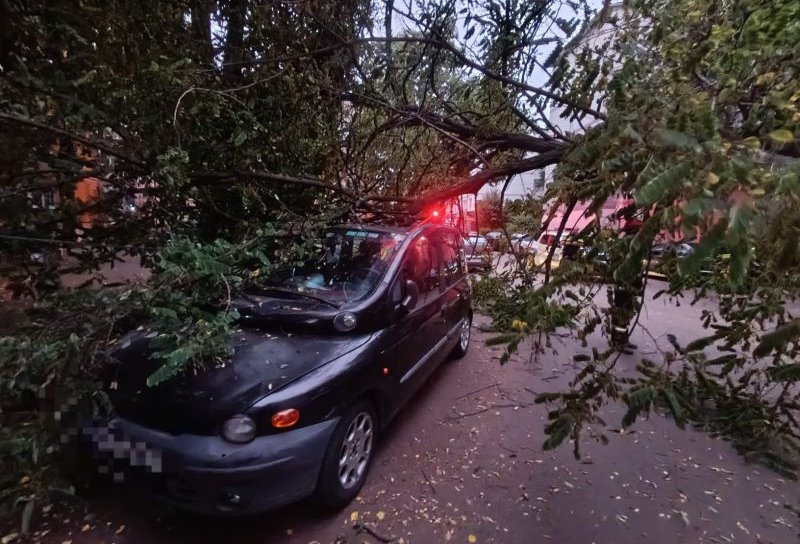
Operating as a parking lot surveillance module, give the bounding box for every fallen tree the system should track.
[1,0,800,527]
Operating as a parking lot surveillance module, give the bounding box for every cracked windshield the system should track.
[263,229,405,304]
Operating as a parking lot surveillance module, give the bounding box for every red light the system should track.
[427,207,444,222]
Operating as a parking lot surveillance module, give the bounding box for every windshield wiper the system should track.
[257,287,340,309]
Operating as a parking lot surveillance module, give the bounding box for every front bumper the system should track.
[83,416,339,515]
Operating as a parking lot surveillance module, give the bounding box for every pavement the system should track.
[13,284,800,544]
[59,253,150,288]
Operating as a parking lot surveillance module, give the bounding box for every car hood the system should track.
[106,328,372,433]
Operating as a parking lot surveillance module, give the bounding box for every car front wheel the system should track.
[450,315,472,359]
[315,400,376,509]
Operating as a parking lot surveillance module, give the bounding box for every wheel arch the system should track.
[353,388,389,431]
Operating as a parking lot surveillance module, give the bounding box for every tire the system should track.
[450,314,472,359]
[315,400,377,510]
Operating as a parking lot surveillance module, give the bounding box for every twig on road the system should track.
[420,468,436,494]
[353,523,398,543]
[445,402,535,420]
[447,407,492,420]
[455,382,499,401]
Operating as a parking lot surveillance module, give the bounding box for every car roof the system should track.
[332,223,412,234]
[332,222,461,237]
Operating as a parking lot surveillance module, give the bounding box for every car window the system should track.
[402,233,440,305]
[440,231,464,286]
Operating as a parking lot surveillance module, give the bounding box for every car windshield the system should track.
[262,228,405,305]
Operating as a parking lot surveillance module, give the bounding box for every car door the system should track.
[438,229,470,343]
[389,231,445,404]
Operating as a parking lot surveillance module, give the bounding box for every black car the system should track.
[85,222,472,515]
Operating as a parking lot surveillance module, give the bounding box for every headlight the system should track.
[221,414,256,444]
[333,311,358,332]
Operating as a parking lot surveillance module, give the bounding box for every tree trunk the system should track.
[222,0,247,77]
[384,0,396,93]
[190,0,214,65]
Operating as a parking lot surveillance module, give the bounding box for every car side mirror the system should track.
[397,279,419,314]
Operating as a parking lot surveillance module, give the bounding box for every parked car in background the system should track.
[529,231,571,268]
[675,242,696,259]
[463,234,489,255]
[463,234,491,272]
[580,245,609,269]
[84,222,473,516]
[648,241,707,278]
[507,233,530,253]
[483,231,503,251]
[517,236,539,255]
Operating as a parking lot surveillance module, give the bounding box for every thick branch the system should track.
[190,142,567,207]
[0,113,147,168]
[420,147,567,203]
[190,171,358,200]
[389,106,568,154]
[342,91,492,166]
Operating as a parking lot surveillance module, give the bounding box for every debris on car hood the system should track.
[105,328,372,433]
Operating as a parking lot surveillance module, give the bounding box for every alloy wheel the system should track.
[460,318,471,352]
[338,412,374,489]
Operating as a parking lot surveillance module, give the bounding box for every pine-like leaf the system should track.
[767,364,800,382]
[685,332,723,352]
[754,320,800,358]
[635,161,691,205]
[660,387,685,428]
[543,413,575,450]
[655,128,701,151]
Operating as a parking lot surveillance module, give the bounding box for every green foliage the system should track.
[504,197,547,237]
[0,225,298,512]
[2,0,800,521]
[0,0,371,519]
[753,320,800,358]
[1,289,119,513]
[634,160,692,206]
[470,0,800,474]
[141,234,271,385]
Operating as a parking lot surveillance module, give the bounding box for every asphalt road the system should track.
[21,285,800,544]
